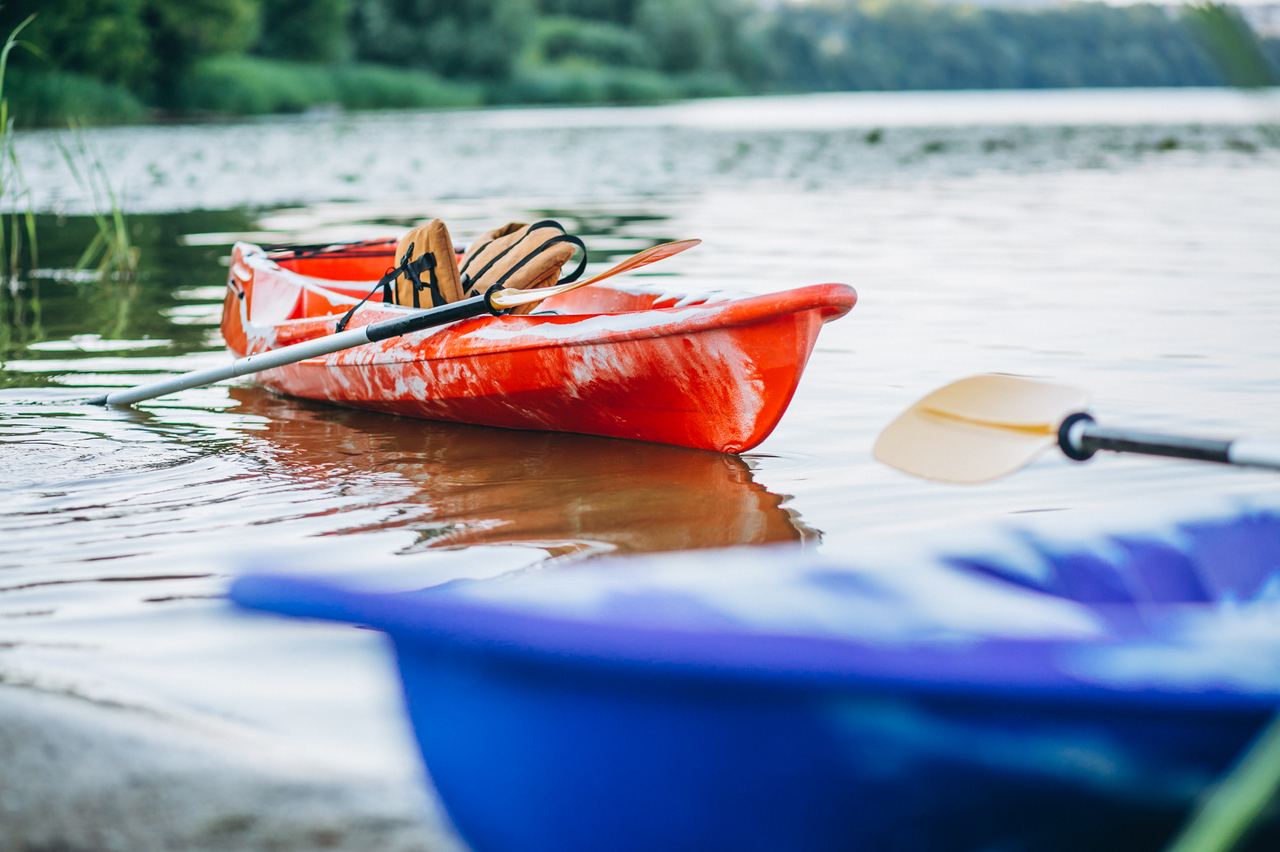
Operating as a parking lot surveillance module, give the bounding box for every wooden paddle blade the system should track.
[490,239,701,309]
[579,239,702,286]
[873,374,1091,483]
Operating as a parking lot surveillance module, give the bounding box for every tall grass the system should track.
[1183,3,1279,88]
[53,124,142,340]
[1163,712,1280,852]
[0,15,42,353]
[56,124,139,282]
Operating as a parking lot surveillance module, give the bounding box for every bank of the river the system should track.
[3,89,1280,851]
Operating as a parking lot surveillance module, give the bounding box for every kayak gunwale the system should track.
[234,243,856,360]
[230,574,1280,711]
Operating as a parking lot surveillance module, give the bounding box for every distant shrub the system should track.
[0,0,259,106]
[181,56,329,114]
[503,63,678,103]
[768,0,1224,91]
[635,0,724,74]
[6,70,149,128]
[331,64,482,109]
[673,70,741,98]
[537,0,639,25]
[256,0,351,63]
[532,16,656,67]
[350,0,535,82]
[179,56,480,115]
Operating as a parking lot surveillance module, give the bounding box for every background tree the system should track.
[255,0,351,63]
[1,0,260,106]
[349,0,535,81]
[0,0,154,90]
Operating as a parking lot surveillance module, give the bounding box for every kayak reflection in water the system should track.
[229,387,818,555]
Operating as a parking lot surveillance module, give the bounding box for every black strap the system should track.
[407,253,442,308]
[335,246,414,333]
[551,235,587,285]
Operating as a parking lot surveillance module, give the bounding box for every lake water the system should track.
[4,88,1280,851]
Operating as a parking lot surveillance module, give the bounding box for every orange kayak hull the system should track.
[221,242,856,454]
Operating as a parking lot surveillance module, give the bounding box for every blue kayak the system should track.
[232,497,1280,852]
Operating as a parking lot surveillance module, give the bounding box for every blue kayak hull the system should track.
[398,641,1270,852]
[233,497,1280,852]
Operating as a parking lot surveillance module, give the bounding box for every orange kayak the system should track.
[221,240,856,453]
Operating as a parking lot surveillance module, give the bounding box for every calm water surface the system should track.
[4,88,1280,828]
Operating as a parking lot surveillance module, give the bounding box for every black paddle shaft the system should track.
[364,290,500,342]
[1057,413,1232,464]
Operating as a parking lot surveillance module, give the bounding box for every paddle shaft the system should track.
[89,293,495,406]
[1059,414,1280,471]
[89,237,700,407]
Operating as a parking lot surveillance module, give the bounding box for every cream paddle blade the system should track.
[490,239,701,309]
[873,375,1091,483]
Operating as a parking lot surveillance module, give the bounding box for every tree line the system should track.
[3,0,1276,125]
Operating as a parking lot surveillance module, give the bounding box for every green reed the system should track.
[1164,712,1280,852]
[55,125,142,339]
[0,13,142,349]
[1183,3,1279,89]
[57,124,139,282]
[0,15,41,353]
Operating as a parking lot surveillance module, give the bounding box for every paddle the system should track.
[873,374,1280,483]
[89,239,700,408]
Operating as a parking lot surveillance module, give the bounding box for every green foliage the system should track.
[181,54,324,114]
[537,0,639,25]
[6,69,148,127]
[530,16,655,68]
[349,0,536,81]
[504,63,737,104]
[332,63,482,109]
[141,0,262,107]
[1183,3,1279,88]
[0,0,261,106]
[180,55,480,114]
[635,0,723,74]
[1,16,43,352]
[768,1,1222,91]
[256,0,351,62]
[3,0,1273,120]
[510,0,753,106]
[0,0,153,89]
[505,63,675,103]
[0,16,38,276]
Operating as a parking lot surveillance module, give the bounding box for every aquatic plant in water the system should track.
[0,14,143,346]
[0,14,42,353]
[57,125,139,282]
[54,121,146,338]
